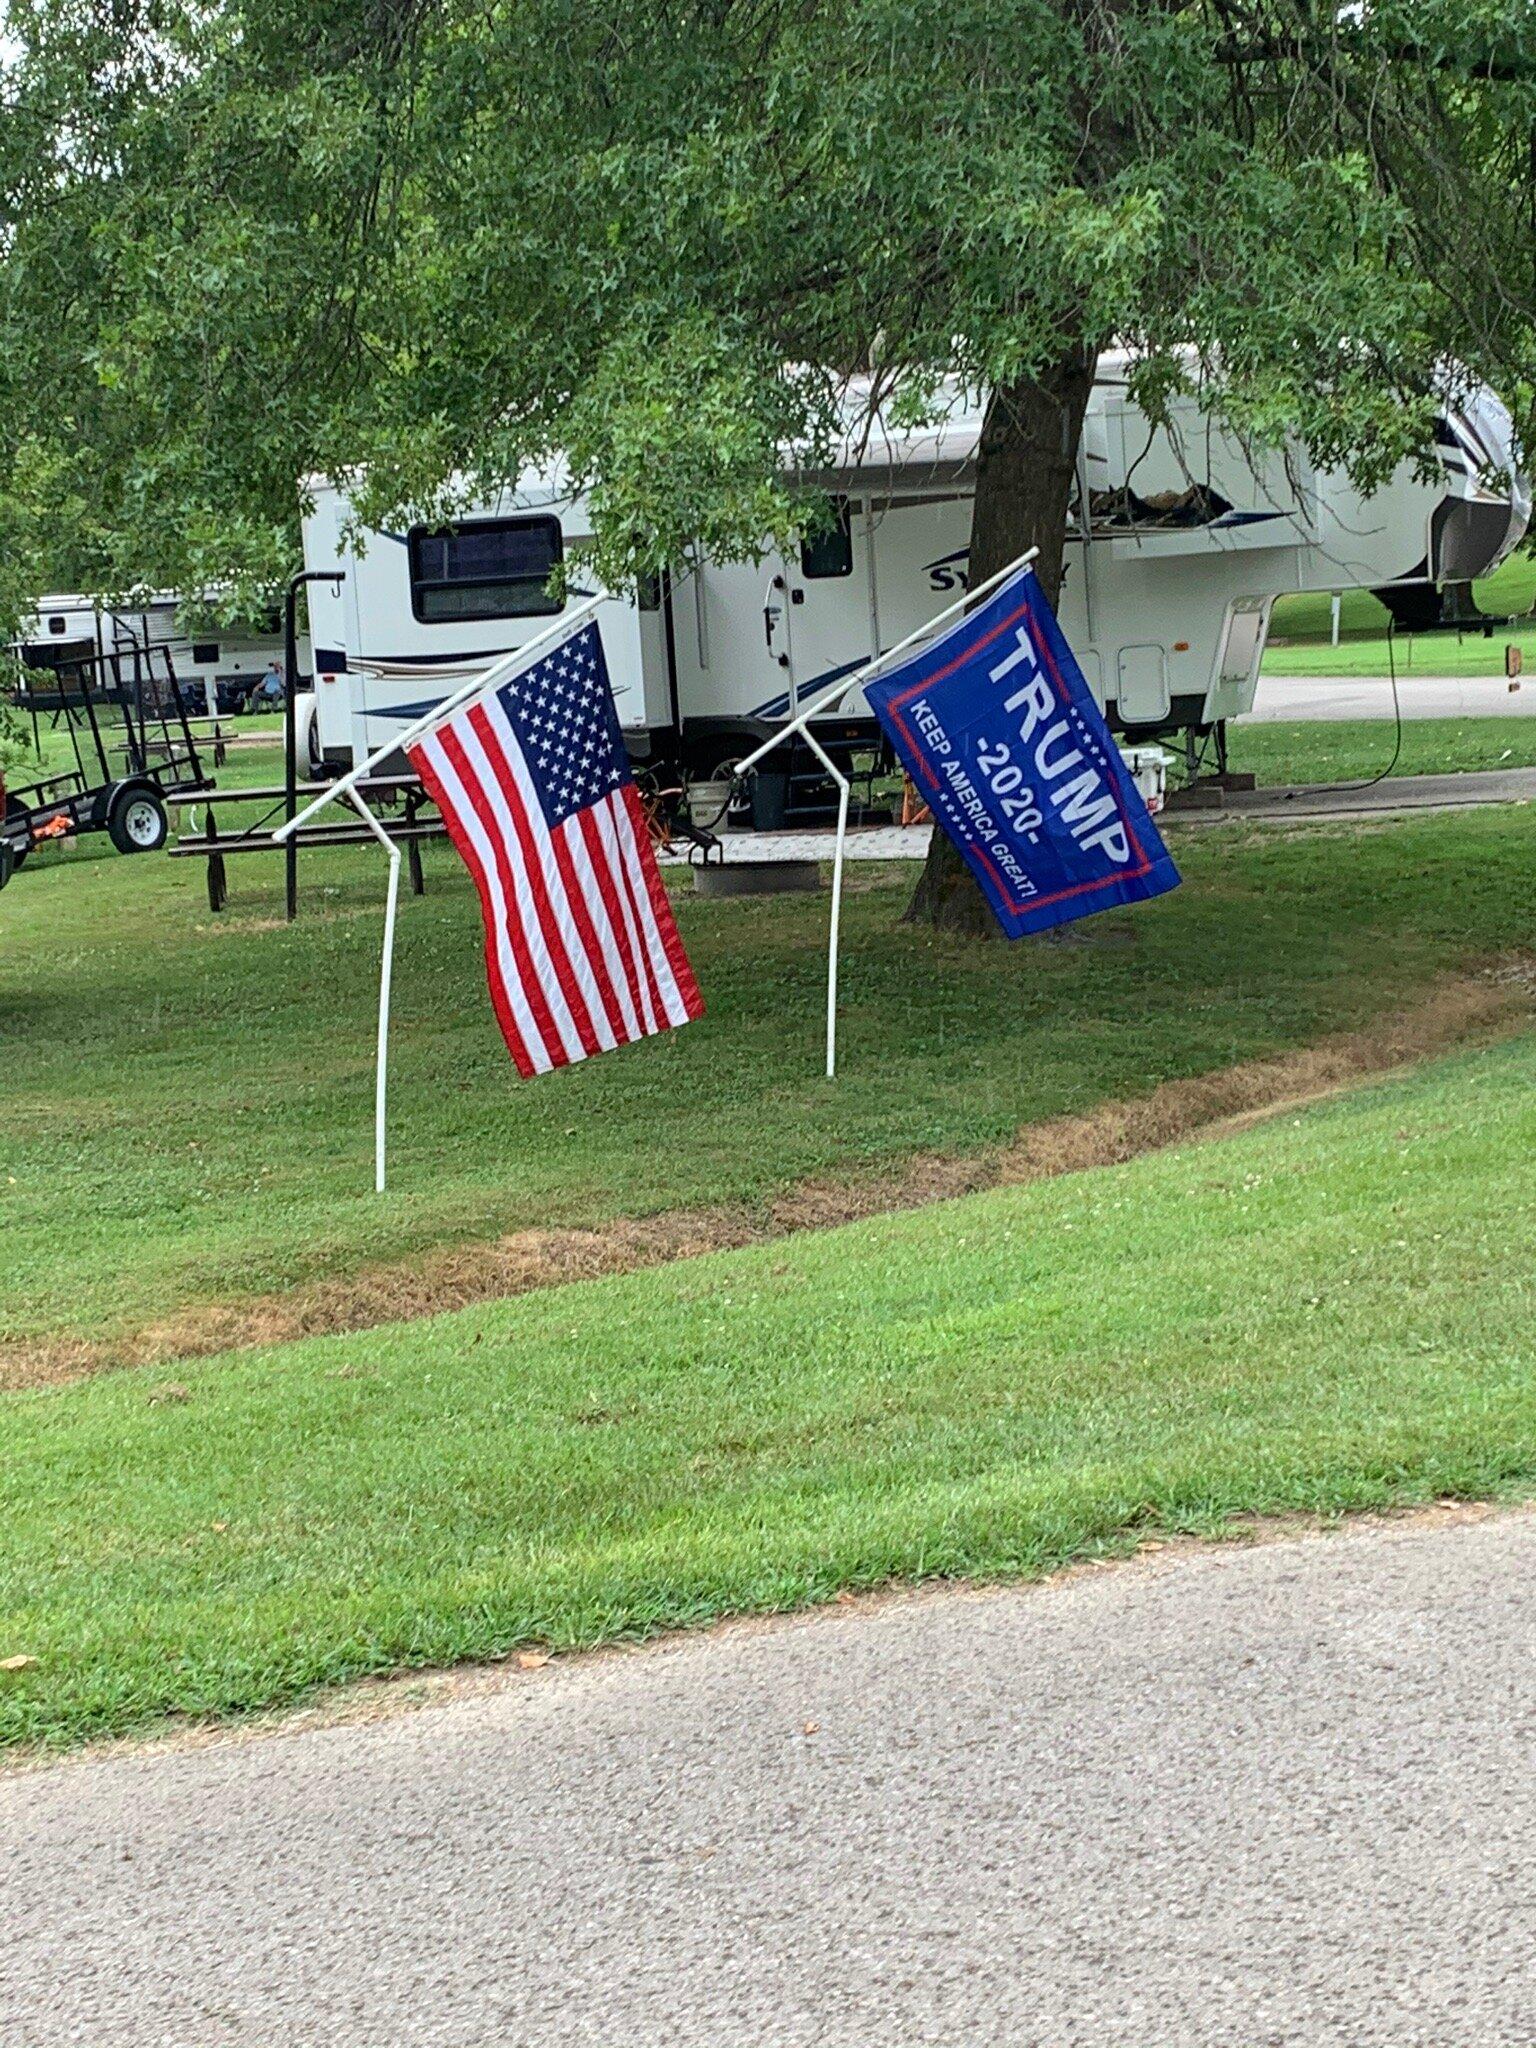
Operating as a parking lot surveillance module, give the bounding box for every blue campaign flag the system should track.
[865,565,1181,938]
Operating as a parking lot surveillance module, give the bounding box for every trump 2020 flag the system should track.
[865,564,1180,937]
[408,620,703,1076]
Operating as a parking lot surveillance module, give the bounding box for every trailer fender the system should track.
[89,775,153,830]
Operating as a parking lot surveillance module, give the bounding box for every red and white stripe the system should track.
[410,692,702,1078]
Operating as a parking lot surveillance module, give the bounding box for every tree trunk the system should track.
[902,346,1098,935]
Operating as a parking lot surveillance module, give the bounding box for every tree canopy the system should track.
[2,0,1532,641]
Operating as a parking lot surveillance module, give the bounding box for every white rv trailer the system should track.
[16,592,304,714]
[300,468,670,774]
[299,360,1529,801]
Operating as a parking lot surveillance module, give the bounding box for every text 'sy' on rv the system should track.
[298,363,1529,823]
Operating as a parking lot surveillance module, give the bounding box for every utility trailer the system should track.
[0,639,213,890]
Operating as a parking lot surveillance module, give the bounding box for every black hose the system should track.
[1285,621,1402,797]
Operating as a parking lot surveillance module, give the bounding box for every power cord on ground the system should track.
[1285,621,1402,798]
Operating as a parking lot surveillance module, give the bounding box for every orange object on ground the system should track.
[899,776,932,827]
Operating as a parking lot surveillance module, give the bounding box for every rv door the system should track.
[777,496,877,720]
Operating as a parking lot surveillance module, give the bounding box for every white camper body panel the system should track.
[301,476,667,768]
[300,364,1527,773]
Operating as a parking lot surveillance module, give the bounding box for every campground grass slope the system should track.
[5,803,1536,1372]
[4,1026,1536,1752]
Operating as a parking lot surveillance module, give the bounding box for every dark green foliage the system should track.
[1,1,1532,630]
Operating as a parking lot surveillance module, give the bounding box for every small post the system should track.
[345,790,402,1193]
[1330,591,1342,648]
[283,568,344,921]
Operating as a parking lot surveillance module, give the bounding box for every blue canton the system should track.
[495,623,630,829]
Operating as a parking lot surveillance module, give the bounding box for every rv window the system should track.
[191,642,220,665]
[407,516,564,623]
[799,498,854,580]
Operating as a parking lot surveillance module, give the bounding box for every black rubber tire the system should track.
[106,786,169,855]
[302,698,326,778]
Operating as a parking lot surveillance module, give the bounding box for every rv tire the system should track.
[294,692,324,777]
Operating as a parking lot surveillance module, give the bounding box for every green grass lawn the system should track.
[1225,716,1536,787]
[1262,554,1536,678]
[5,802,1536,1370]
[5,1023,1535,1751]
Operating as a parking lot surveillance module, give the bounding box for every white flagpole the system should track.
[275,593,606,843]
[345,789,402,1192]
[730,546,1039,781]
[799,726,849,1077]
[725,544,1039,1077]
[277,593,605,1190]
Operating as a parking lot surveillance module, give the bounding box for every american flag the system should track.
[408,621,702,1077]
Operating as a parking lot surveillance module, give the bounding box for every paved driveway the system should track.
[4,1510,1534,2047]
[1245,673,1533,721]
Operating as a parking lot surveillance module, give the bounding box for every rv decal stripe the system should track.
[467,701,606,1059]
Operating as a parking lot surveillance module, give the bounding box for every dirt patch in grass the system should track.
[7,963,1532,1392]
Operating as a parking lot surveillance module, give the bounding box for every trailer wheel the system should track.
[107,786,169,855]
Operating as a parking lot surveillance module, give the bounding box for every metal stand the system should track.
[274,596,606,1190]
[283,569,344,921]
[729,546,1040,1079]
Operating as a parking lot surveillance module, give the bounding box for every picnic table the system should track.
[183,715,281,765]
[168,776,442,912]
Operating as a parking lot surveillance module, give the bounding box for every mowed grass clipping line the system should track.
[6,801,1536,1367]
[5,1028,1536,1751]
